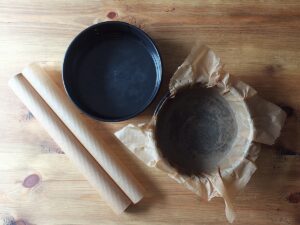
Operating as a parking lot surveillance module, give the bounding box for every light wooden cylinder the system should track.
[22,63,144,204]
[9,74,132,214]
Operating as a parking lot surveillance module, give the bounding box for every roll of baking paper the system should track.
[9,74,131,214]
[22,63,144,204]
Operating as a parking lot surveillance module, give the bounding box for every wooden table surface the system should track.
[1,1,300,224]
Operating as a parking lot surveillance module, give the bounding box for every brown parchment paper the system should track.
[9,74,131,214]
[115,44,286,222]
[21,63,144,204]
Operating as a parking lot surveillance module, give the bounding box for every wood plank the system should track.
[0,1,299,224]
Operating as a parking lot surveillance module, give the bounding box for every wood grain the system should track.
[0,0,299,224]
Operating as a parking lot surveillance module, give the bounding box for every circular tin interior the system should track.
[63,21,162,121]
[155,85,238,176]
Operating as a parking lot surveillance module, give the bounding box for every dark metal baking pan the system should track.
[63,21,162,122]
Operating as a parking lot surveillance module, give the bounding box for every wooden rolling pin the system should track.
[9,74,132,214]
[22,63,145,204]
